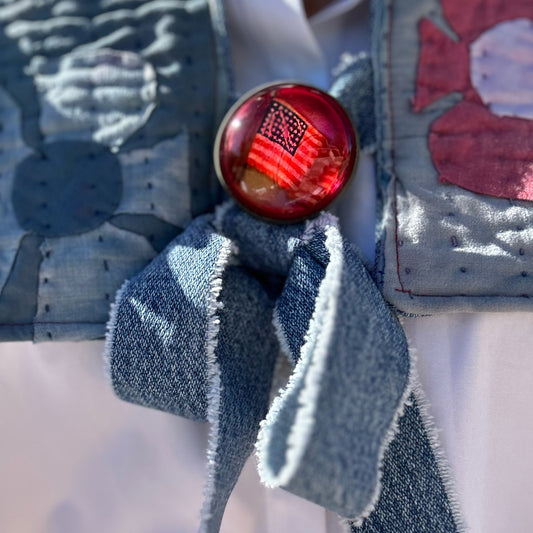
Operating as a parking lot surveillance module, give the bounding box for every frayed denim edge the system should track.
[199,238,235,532]
[408,378,467,533]
[383,329,467,532]
[255,214,343,487]
[103,277,131,390]
[337,342,415,526]
[272,306,292,361]
[213,200,234,233]
[338,342,467,532]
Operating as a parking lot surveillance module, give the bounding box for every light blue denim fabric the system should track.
[329,53,376,153]
[0,0,226,341]
[106,202,413,530]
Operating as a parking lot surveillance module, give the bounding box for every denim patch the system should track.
[375,0,533,314]
[0,0,227,341]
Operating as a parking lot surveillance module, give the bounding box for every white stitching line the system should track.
[199,235,234,532]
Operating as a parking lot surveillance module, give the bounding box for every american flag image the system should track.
[246,99,341,200]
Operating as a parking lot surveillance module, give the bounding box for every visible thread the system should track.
[199,237,234,532]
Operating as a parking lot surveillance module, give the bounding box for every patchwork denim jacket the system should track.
[2,0,531,531]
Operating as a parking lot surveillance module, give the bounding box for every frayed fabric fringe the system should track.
[105,202,463,532]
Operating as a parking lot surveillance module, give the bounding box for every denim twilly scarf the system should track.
[105,198,463,532]
[105,4,464,533]
[105,53,465,523]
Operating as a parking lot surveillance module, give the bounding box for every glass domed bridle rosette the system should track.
[214,82,359,222]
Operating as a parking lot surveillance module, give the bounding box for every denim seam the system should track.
[208,0,235,122]
[370,0,391,293]
[256,215,343,487]
[200,236,235,532]
[207,0,235,207]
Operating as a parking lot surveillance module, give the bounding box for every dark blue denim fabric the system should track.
[107,212,279,532]
[200,264,279,532]
[106,203,412,531]
[107,215,219,420]
[350,393,462,533]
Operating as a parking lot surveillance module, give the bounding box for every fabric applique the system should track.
[0,1,221,341]
[413,0,533,201]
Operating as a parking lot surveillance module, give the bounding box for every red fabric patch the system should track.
[441,0,533,43]
[413,0,533,201]
[412,19,478,112]
[431,101,533,200]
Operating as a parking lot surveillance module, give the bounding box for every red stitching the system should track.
[387,0,407,295]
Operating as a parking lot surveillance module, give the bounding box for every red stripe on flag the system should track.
[250,136,311,175]
[247,152,301,189]
[246,99,333,194]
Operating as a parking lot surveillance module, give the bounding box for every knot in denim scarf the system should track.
[105,201,410,532]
